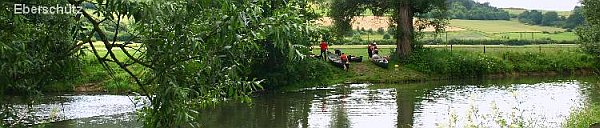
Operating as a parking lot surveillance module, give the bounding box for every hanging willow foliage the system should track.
[69,0,322,127]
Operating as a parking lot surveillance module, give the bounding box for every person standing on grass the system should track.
[367,42,373,58]
[369,42,378,58]
[341,53,349,71]
[320,40,328,60]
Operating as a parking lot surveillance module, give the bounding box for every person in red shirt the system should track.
[340,53,349,71]
[319,41,328,60]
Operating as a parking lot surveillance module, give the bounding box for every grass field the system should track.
[357,30,577,42]
[449,19,566,33]
[347,19,578,42]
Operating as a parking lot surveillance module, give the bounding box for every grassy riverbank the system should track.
[47,45,597,93]
[313,44,597,84]
[44,50,140,93]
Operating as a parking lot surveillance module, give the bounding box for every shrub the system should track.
[383,34,391,40]
[377,28,385,34]
[351,34,363,42]
[405,48,595,77]
[502,51,595,72]
[405,49,510,77]
[255,58,339,89]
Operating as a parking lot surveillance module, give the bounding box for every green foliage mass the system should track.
[564,103,600,128]
[405,49,510,77]
[405,48,595,77]
[541,11,560,26]
[518,7,586,29]
[579,0,600,60]
[564,7,586,29]
[519,10,544,25]
[74,0,329,127]
[447,0,510,20]
[0,0,84,126]
[0,0,82,96]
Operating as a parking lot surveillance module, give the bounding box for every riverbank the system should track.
[44,45,598,94]
[312,45,598,84]
[43,51,140,94]
[341,61,597,84]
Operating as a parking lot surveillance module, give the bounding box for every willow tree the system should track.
[330,0,447,59]
[66,0,320,127]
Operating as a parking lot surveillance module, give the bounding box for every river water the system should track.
[8,77,599,128]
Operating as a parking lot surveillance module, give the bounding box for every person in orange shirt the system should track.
[319,40,328,60]
[340,53,349,71]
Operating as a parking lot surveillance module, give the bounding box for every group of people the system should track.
[318,40,387,70]
[320,41,350,70]
[368,42,382,60]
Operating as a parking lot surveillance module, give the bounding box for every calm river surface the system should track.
[23,77,600,128]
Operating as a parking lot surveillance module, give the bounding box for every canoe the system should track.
[348,55,363,62]
[327,52,348,69]
[371,58,389,68]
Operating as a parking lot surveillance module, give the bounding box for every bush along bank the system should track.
[404,48,597,78]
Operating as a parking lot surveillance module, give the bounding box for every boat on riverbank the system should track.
[327,52,348,69]
[371,58,389,68]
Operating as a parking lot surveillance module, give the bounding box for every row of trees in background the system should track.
[518,7,586,30]
[447,0,510,20]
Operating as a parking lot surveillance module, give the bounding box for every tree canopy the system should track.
[519,10,543,25]
[565,6,586,29]
[517,7,586,29]
[1,0,82,96]
[542,11,560,26]
[579,0,600,58]
[447,0,510,20]
[73,0,327,127]
[2,0,329,127]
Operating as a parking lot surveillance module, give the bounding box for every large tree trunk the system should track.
[395,4,414,60]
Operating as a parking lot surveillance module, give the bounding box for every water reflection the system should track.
[7,77,598,128]
[198,77,598,128]
[6,94,145,126]
[197,84,398,128]
[412,81,584,127]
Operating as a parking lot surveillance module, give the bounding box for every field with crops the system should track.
[322,17,579,42]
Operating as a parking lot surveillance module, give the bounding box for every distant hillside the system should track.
[447,0,510,20]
